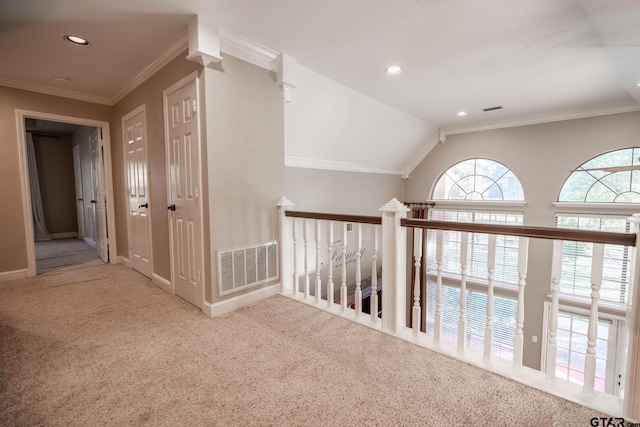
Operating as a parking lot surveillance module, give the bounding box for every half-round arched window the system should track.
[558,147,640,203]
[431,158,524,201]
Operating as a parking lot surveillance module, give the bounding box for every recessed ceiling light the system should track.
[637,82,640,87]
[53,76,69,83]
[385,66,403,75]
[63,35,90,46]
[457,111,468,117]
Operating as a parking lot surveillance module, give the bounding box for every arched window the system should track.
[432,158,524,201]
[559,147,640,203]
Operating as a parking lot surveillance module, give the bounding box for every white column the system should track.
[458,232,469,354]
[370,225,379,324]
[484,234,497,362]
[326,221,335,309]
[413,228,423,337]
[340,222,348,313]
[303,218,310,299]
[546,239,563,383]
[380,198,409,335]
[277,197,295,294]
[355,224,363,317]
[513,236,529,371]
[292,217,299,297]
[315,219,322,304]
[434,230,443,345]
[624,213,640,420]
[583,243,604,394]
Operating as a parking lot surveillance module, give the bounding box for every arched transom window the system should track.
[559,147,640,203]
[432,158,524,201]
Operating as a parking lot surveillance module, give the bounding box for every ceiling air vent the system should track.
[483,106,503,112]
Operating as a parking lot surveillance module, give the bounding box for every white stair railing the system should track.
[457,232,469,354]
[513,236,529,371]
[483,234,497,362]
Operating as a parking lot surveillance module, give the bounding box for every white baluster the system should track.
[370,225,379,324]
[546,240,563,383]
[584,243,604,394]
[484,234,497,362]
[315,220,322,304]
[413,228,423,337]
[303,218,310,299]
[513,236,529,371]
[292,217,298,296]
[340,223,348,313]
[326,221,334,309]
[434,230,443,345]
[458,232,469,354]
[354,224,363,317]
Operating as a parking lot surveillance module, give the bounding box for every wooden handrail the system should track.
[402,218,637,247]
[285,211,382,225]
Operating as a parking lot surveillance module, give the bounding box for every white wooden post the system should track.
[277,197,295,294]
[458,232,469,354]
[355,224,363,317]
[326,221,335,309]
[513,236,529,371]
[370,225,379,324]
[413,228,423,337]
[292,217,299,296]
[380,198,409,335]
[546,239,563,383]
[624,213,640,420]
[484,234,497,362]
[584,243,604,394]
[315,219,322,304]
[303,218,310,299]
[340,222,348,313]
[434,230,443,344]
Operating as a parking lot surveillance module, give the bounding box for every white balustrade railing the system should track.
[278,198,640,420]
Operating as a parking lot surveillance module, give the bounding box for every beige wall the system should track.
[405,110,640,369]
[33,134,77,235]
[204,55,284,303]
[111,51,202,281]
[285,167,404,216]
[0,86,111,273]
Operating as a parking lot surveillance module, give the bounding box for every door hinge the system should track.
[99,127,103,140]
[195,186,199,199]
[198,270,202,281]
[192,100,197,113]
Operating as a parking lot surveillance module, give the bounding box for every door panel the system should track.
[72,145,85,239]
[166,79,203,309]
[90,130,107,261]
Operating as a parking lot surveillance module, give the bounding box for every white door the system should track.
[91,129,108,262]
[123,106,152,278]
[72,145,85,239]
[165,75,203,309]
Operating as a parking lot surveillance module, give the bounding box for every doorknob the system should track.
[167,204,176,211]
[77,198,83,201]
[138,203,149,209]
[90,200,97,204]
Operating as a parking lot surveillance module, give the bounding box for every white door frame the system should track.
[15,109,118,276]
[163,71,205,305]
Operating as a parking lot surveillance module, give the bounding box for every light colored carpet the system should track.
[1,248,605,426]
[35,239,102,274]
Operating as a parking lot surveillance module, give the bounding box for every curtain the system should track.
[27,132,51,241]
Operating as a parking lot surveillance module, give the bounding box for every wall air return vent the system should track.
[218,241,278,296]
[482,106,503,112]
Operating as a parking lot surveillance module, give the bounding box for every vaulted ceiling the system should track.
[2,0,640,169]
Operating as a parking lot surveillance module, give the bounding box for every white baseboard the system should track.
[152,274,172,294]
[118,255,130,267]
[50,232,78,239]
[203,283,280,317]
[0,269,29,282]
[84,237,96,248]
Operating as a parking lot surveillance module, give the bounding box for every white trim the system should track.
[553,202,640,215]
[111,32,188,105]
[403,130,440,178]
[0,269,28,283]
[285,155,404,176]
[427,200,527,210]
[50,232,78,239]
[202,283,280,317]
[152,273,172,294]
[444,105,640,136]
[0,76,112,105]
[118,255,130,267]
[220,27,279,72]
[84,237,96,248]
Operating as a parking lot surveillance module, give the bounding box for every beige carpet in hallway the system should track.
[0,258,605,426]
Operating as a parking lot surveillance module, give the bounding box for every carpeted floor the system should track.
[35,239,102,274]
[0,243,605,426]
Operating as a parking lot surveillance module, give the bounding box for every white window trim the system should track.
[553,202,640,216]
[426,200,527,211]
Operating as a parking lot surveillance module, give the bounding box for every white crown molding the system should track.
[110,30,189,105]
[285,155,404,176]
[0,76,112,105]
[402,130,440,179]
[444,105,640,136]
[220,27,279,72]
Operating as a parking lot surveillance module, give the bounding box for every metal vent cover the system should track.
[217,241,278,296]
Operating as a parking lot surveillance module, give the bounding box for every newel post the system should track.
[380,198,410,335]
[624,213,640,420]
[277,197,295,294]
